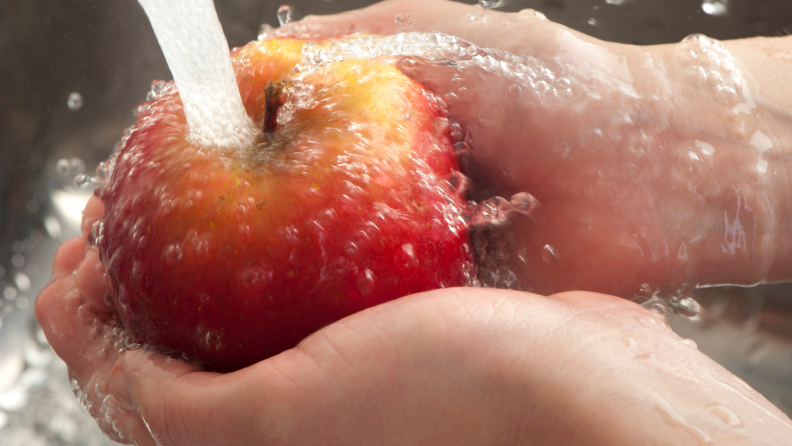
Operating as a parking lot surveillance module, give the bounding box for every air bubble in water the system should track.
[67,92,83,110]
[540,245,559,264]
[146,80,167,101]
[702,0,728,16]
[479,0,499,9]
[588,18,597,26]
[278,5,293,26]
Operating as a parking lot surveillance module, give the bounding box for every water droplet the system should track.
[3,287,17,300]
[651,303,668,315]
[14,272,30,291]
[77,304,93,321]
[203,329,226,352]
[508,84,522,96]
[277,5,293,26]
[587,18,597,26]
[705,403,743,428]
[517,248,528,264]
[127,342,142,351]
[680,338,698,349]
[541,245,559,264]
[12,254,24,268]
[164,243,183,265]
[640,283,653,295]
[356,268,376,296]
[669,297,701,320]
[147,80,167,101]
[702,0,728,16]
[705,70,722,88]
[716,86,738,106]
[400,58,416,71]
[67,92,83,110]
[394,12,414,31]
[479,0,499,9]
[257,23,274,40]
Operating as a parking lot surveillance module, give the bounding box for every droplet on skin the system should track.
[680,338,698,349]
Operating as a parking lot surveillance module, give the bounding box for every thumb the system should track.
[401,56,568,193]
[109,348,207,446]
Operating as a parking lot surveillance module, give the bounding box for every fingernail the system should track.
[110,368,135,410]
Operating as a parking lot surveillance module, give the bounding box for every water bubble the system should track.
[669,297,701,320]
[508,84,522,96]
[164,243,183,265]
[651,303,668,315]
[479,0,500,9]
[702,0,728,16]
[67,92,83,110]
[394,12,414,31]
[705,403,743,428]
[277,5,293,26]
[14,272,30,291]
[3,287,17,300]
[605,0,631,4]
[56,158,70,174]
[400,58,417,70]
[716,86,738,106]
[680,338,698,349]
[541,245,559,264]
[356,268,376,296]
[257,23,274,41]
[517,248,528,264]
[587,18,597,26]
[640,283,653,295]
[147,80,167,101]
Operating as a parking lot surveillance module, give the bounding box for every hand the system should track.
[292,0,792,299]
[36,198,792,444]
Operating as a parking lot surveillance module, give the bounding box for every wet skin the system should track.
[36,0,792,444]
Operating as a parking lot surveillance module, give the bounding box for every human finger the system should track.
[82,194,105,238]
[75,247,114,314]
[52,237,87,279]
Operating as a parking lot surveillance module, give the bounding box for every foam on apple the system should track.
[138,0,258,150]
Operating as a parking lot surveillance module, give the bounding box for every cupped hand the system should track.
[291,0,785,299]
[36,197,792,445]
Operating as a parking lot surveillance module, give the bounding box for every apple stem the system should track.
[263,81,286,135]
[138,0,258,150]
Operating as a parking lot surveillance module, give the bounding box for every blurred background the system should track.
[0,0,791,444]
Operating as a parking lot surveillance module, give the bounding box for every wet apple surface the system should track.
[95,38,475,372]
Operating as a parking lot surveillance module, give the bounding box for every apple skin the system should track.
[95,38,474,372]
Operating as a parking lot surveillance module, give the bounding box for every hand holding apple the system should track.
[297,0,792,300]
[36,217,792,445]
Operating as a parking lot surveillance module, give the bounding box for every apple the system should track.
[94,38,475,372]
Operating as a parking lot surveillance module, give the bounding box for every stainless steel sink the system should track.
[1,0,791,443]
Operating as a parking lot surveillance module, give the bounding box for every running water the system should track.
[137,0,258,150]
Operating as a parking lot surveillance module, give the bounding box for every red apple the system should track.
[94,38,475,372]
